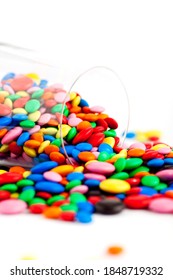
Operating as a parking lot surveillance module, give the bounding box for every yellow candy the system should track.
[151,144,170,150]
[41,127,57,135]
[74,166,84,172]
[103,137,115,147]
[72,95,81,106]
[56,125,71,138]
[119,149,127,157]
[20,255,37,260]
[23,146,37,157]
[70,92,77,101]
[26,73,40,85]
[13,108,27,115]
[16,91,29,97]
[28,111,41,122]
[11,193,19,199]
[85,160,97,166]
[0,170,7,174]
[136,132,147,142]
[100,179,130,193]
[145,130,162,138]
[0,91,9,97]
[0,144,9,153]
[51,165,74,176]
[38,140,50,153]
[23,171,31,178]
[4,98,13,108]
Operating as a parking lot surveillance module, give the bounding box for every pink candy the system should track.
[0,199,27,214]
[149,198,173,213]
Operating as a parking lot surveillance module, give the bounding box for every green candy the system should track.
[66,180,82,191]
[66,127,77,142]
[114,158,126,172]
[17,179,34,187]
[31,89,44,99]
[20,120,35,128]
[98,151,110,161]
[47,195,65,206]
[104,129,116,137]
[25,99,41,113]
[1,184,18,192]
[7,95,20,101]
[29,198,46,206]
[70,193,87,204]
[51,104,65,114]
[110,172,129,180]
[64,108,69,117]
[51,138,62,147]
[129,166,149,177]
[141,175,160,187]
[19,189,35,203]
[60,204,78,212]
[90,122,96,128]
[154,183,167,191]
[125,158,143,170]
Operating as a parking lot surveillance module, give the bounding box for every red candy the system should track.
[72,127,93,144]
[125,178,140,186]
[36,192,52,199]
[10,76,33,91]
[87,132,105,146]
[0,190,11,201]
[105,117,118,129]
[124,195,151,209]
[60,211,76,221]
[29,204,47,214]
[0,172,23,185]
[96,119,108,130]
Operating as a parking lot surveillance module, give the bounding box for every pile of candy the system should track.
[0,72,173,223]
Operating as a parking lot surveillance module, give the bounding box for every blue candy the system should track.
[147,159,164,167]
[2,72,15,80]
[59,145,75,156]
[12,114,28,122]
[31,161,58,173]
[71,149,80,161]
[39,79,48,88]
[84,179,100,188]
[75,142,93,152]
[0,117,12,127]
[160,186,173,194]
[67,172,84,181]
[140,186,158,196]
[77,202,94,213]
[35,181,64,193]
[44,135,55,142]
[17,132,30,146]
[98,143,113,153]
[164,158,173,165]
[22,186,35,191]
[79,99,89,107]
[76,211,92,223]
[116,194,126,200]
[27,174,44,182]
[126,131,136,138]
[38,153,49,161]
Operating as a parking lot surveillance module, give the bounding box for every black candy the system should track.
[95,199,125,215]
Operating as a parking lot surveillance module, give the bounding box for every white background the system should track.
[0,0,173,279]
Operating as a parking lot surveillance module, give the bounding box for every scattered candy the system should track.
[0,72,172,224]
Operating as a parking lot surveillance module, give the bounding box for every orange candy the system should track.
[70,106,82,113]
[84,113,98,122]
[165,191,173,198]
[24,140,41,149]
[43,206,62,219]
[97,113,109,119]
[134,171,150,178]
[49,152,66,164]
[44,145,59,155]
[0,128,7,138]
[127,148,145,157]
[78,151,96,162]
[42,91,54,100]
[47,119,59,126]
[0,96,5,103]
[77,121,92,131]
[107,246,123,255]
[9,166,26,175]
[30,133,44,143]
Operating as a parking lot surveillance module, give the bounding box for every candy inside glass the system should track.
[60,66,130,165]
